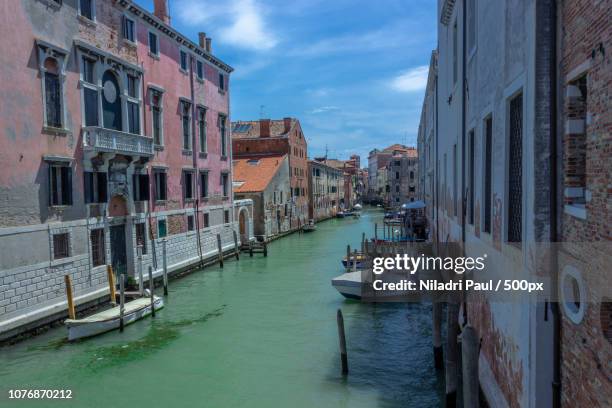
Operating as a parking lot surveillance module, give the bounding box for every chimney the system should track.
[283,117,292,133]
[198,32,207,48]
[260,119,271,138]
[205,37,212,53]
[153,0,171,25]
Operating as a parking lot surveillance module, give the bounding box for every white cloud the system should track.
[310,106,340,114]
[390,65,429,92]
[176,0,277,51]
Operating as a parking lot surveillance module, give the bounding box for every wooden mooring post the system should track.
[137,245,144,296]
[361,232,365,254]
[233,230,240,260]
[162,239,168,296]
[119,274,125,332]
[148,266,155,318]
[217,234,224,268]
[445,302,460,407]
[106,265,117,305]
[462,325,479,408]
[64,275,76,320]
[346,245,351,272]
[352,249,358,273]
[433,302,444,369]
[337,309,348,375]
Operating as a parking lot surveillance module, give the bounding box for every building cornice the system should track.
[440,0,456,25]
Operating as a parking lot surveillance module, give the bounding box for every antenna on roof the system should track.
[325,144,328,160]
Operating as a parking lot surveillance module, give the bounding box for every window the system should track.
[123,16,135,42]
[181,101,191,150]
[154,170,167,201]
[90,228,105,266]
[200,171,209,198]
[564,75,587,211]
[183,171,194,200]
[198,107,207,153]
[468,130,475,225]
[44,60,62,128]
[84,171,107,203]
[135,223,147,255]
[79,0,93,20]
[196,60,203,80]
[148,31,159,56]
[467,0,476,53]
[452,20,458,85]
[150,88,163,145]
[132,173,150,201]
[395,171,400,180]
[158,219,167,238]
[483,116,493,233]
[395,185,400,193]
[409,186,415,192]
[221,173,229,198]
[203,213,210,228]
[219,115,227,156]
[219,73,225,91]
[180,50,188,71]
[82,57,98,126]
[53,233,70,260]
[410,171,414,180]
[49,163,72,206]
[127,75,140,134]
[187,215,195,231]
[508,93,523,243]
[224,210,230,224]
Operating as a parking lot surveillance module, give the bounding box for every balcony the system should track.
[83,126,154,157]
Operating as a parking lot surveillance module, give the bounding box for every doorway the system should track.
[110,224,127,278]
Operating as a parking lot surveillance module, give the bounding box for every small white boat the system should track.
[65,295,164,341]
[353,204,362,211]
[331,272,363,300]
[303,219,317,232]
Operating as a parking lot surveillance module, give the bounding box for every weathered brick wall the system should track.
[559,0,612,406]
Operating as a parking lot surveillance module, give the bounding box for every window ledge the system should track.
[50,257,73,268]
[43,126,70,135]
[49,205,71,210]
[123,39,137,49]
[201,197,209,202]
[179,68,189,75]
[148,51,160,60]
[220,155,228,161]
[218,89,226,95]
[564,204,586,220]
[185,198,195,203]
[155,200,167,205]
[77,15,96,28]
[196,77,204,84]
[198,152,208,159]
[182,149,193,156]
[154,144,164,151]
[40,0,62,10]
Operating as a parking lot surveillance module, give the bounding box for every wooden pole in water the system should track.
[148,266,155,318]
[337,309,348,375]
[162,239,168,296]
[346,245,351,272]
[137,245,144,296]
[106,265,116,305]
[64,275,76,320]
[361,232,365,254]
[233,230,240,260]
[216,233,224,268]
[462,325,479,408]
[433,302,444,369]
[352,249,358,272]
[249,240,253,257]
[263,241,268,257]
[119,274,125,332]
[445,302,460,407]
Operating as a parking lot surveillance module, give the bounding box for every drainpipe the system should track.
[189,55,203,260]
[550,1,561,406]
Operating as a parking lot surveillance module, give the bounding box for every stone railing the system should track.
[83,126,154,157]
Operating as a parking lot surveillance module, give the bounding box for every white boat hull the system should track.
[331,272,363,300]
[65,296,164,341]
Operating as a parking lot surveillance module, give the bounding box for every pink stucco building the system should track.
[0,0,253,340]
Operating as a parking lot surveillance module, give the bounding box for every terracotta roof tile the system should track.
[233,154,287,193]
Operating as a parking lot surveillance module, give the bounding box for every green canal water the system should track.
[0,208,443,408]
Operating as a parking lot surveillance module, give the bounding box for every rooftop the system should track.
[233,154,287,193]
[231,118,297,139]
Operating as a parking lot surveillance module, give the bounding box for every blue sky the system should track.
[136,0,437,163]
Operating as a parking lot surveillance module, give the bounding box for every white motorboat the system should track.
[331,272,363,300]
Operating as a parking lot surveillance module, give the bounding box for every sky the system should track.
[136,0,437,163]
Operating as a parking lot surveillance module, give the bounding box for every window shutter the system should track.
[140,174,150,200]
[49,165,56,206]
[61,166,72,205]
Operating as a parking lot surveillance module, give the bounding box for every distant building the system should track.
[308,160,342,221]
[386,151,418,208]
[233,155,290,239]
[232,118,308,228]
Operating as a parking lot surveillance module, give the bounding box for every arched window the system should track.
[102,70,122,130]
[43,58,62,128]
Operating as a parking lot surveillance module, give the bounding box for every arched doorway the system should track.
[108,195,128,278]
[239,208,248,243]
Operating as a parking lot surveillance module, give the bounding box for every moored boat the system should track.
[331,271,362,300]
[303,219,317,232]
[341,253,366,269]
[65,295,164,341]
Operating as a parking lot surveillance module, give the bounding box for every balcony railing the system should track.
[83,126,154,157]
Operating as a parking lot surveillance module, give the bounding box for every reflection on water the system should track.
[0,209,443,408]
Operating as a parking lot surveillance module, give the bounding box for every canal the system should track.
[0,208,443,408]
